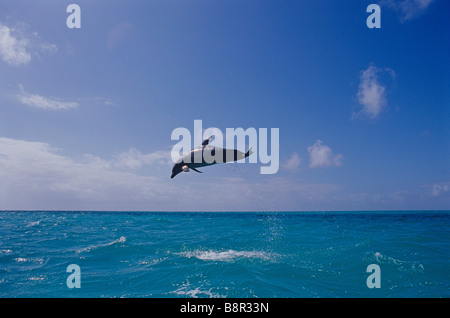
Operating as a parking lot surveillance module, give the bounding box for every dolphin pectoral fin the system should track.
[192,168,203,173]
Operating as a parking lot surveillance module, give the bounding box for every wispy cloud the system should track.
[308,140,343,168]
[353,65,395,120]
[381,0,434,22]
[423,181,450,197]
[282,152,301,171]
[0,21,57,66]
[16,84,79,110]
[88,96,117,106]
[112,148,172,169]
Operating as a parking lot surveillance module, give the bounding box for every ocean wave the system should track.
[170,281,224,298]
[77,236,126,253]
[177,249,274,262]
[374,252,424,272]
[138,257,166,266]
[26,221,41,227]
[14,257,45,264]
[0,249,12,255]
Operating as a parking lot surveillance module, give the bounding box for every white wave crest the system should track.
[170,281,224,298]
[178,249,273,262]
[77,236,126,253]
[14,257,45,264]
[374,252,424,272]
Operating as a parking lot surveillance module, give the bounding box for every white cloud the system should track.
[308,140,343,168]
[282,152,301,171]
[39,42,58,54]
[424,181,450,197]
[354,65,394,120]
[0,21,57,66]
[16,84,79,110]
[113,148,172,169]
[88,96,116,106]
[381,0,434,21]
[0,23,31,66]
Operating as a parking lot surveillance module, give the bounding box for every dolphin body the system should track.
[171,137,253,178]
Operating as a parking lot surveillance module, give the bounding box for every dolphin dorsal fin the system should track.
[202,136,213,146]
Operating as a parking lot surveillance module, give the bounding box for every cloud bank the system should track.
[0,136,444,211]
[0,137,345,211]
[0,137,174,210]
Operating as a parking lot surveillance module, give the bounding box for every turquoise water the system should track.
[0,211,449,298]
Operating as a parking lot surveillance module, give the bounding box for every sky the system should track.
[0,0,448,211]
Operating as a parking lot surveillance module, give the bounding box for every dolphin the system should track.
[171,137,254,178]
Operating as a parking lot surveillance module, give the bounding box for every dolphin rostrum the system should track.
[171,137,253,178]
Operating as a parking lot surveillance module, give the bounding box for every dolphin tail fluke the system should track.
[245,147,254,158]
[192,168,203,173]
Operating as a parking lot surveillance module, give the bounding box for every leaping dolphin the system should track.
[171,137,253,178]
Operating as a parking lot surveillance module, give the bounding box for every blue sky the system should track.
[0,0,448,211]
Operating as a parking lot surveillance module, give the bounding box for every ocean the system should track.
[0,211,448,298]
